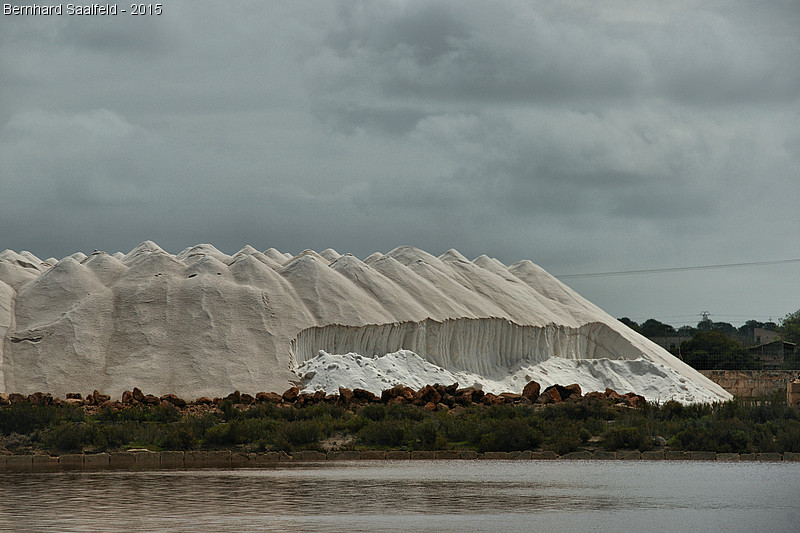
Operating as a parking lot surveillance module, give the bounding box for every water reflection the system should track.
[1,460,798,532]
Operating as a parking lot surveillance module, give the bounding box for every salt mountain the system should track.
[0,242,731,402]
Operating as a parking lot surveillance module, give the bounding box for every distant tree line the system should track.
[618,310,800,371]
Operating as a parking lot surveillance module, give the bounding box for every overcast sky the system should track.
[2,1,799,327]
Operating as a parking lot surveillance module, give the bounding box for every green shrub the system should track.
[358,419,406,447]
[42,422,90,452]
[359,404,387,421]
[602,426,652,451]
[283,419,323,447]
[478,419,541,452]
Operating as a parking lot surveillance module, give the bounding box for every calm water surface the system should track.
[1,460,798,532]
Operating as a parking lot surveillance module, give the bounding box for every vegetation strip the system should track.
[2,383,799,463]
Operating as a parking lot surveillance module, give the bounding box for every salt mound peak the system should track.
[0,242,731,403]
[177,243,230,264]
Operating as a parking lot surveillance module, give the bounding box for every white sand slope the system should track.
[0,243,732,402]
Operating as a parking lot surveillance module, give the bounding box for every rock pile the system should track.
[0,381,647,412]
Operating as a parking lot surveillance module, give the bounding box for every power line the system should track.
[555,258,800,279]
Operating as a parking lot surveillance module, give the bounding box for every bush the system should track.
[358,419,406,447]
[42,422,90,452]
[602,426,652,451]
[478,419,541,452]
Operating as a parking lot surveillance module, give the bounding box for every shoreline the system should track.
[2,449,799,472]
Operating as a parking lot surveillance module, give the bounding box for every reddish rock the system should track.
[500,392,522,403]
[623,392,647,408]
[353,388,379,402]
[436,403,450,412]
[585,391,606,401]
[121,390,133,404]
[416,384,442,405]
[296,393,311,406]
[28,392,54,405]
[194,396,214,405]
[282,387,300,403]
[521,380,541,401]
[92,390,111,404]
[481,393,504,405]
[312,390,326,403]
[604,388,621,400]
[255,392,282,403]
[381,385,414,402]
[225,390,242,404]
[543,386,563,403]
[143,394,160,405]
[65,392,83,400]
[0,393,9,405]
[536,392,553,404]
[238,393,254,405]
[132,387,146,403]
[564,383,582,399]
[160,394,187,408]
[338,387,354,403]
[444,383,459,395]
[423,401,437,411]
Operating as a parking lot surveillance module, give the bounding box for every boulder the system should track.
[416,384,442,405]
[564,383,582,399]
[224,390,242,404]
[543,386,563,403]
[352,388,379,402]
[239,393,255,405]
[92,390,111,404]
[132,387,146,403]
[281,387,300,403]
[142,394,160,405]
[160,394,187,408]
[338,387,354,404]
[604,388,621,400]
[521,380,541,401]
[8,392,26,404]
[255,392,282,403]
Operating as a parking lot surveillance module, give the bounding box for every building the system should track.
[752,327,780,346]
[747,340,797,370]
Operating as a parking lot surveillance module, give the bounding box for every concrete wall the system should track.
[700,370,800,398]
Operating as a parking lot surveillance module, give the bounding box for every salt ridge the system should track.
[0,242,732,402]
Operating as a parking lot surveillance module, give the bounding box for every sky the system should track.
[1,1,799,328]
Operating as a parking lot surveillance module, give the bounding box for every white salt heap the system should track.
[298,350,722,404]
[0,243,731,403]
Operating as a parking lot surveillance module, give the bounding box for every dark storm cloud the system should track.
[1,0,799,325]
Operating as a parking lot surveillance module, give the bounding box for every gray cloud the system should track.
[1,0,799,326]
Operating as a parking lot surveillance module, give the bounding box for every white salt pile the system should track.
[0,242,731,403]
[298,350,721,404]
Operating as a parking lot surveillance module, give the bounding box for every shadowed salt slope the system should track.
[0,243,731,402]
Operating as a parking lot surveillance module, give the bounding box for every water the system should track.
[1,460,798,532]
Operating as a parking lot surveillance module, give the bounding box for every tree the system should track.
[640,319,676,338]
[618,317,641,333]
[697,315,713,332]
[779,309,800,345]
[679,331,758,370]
